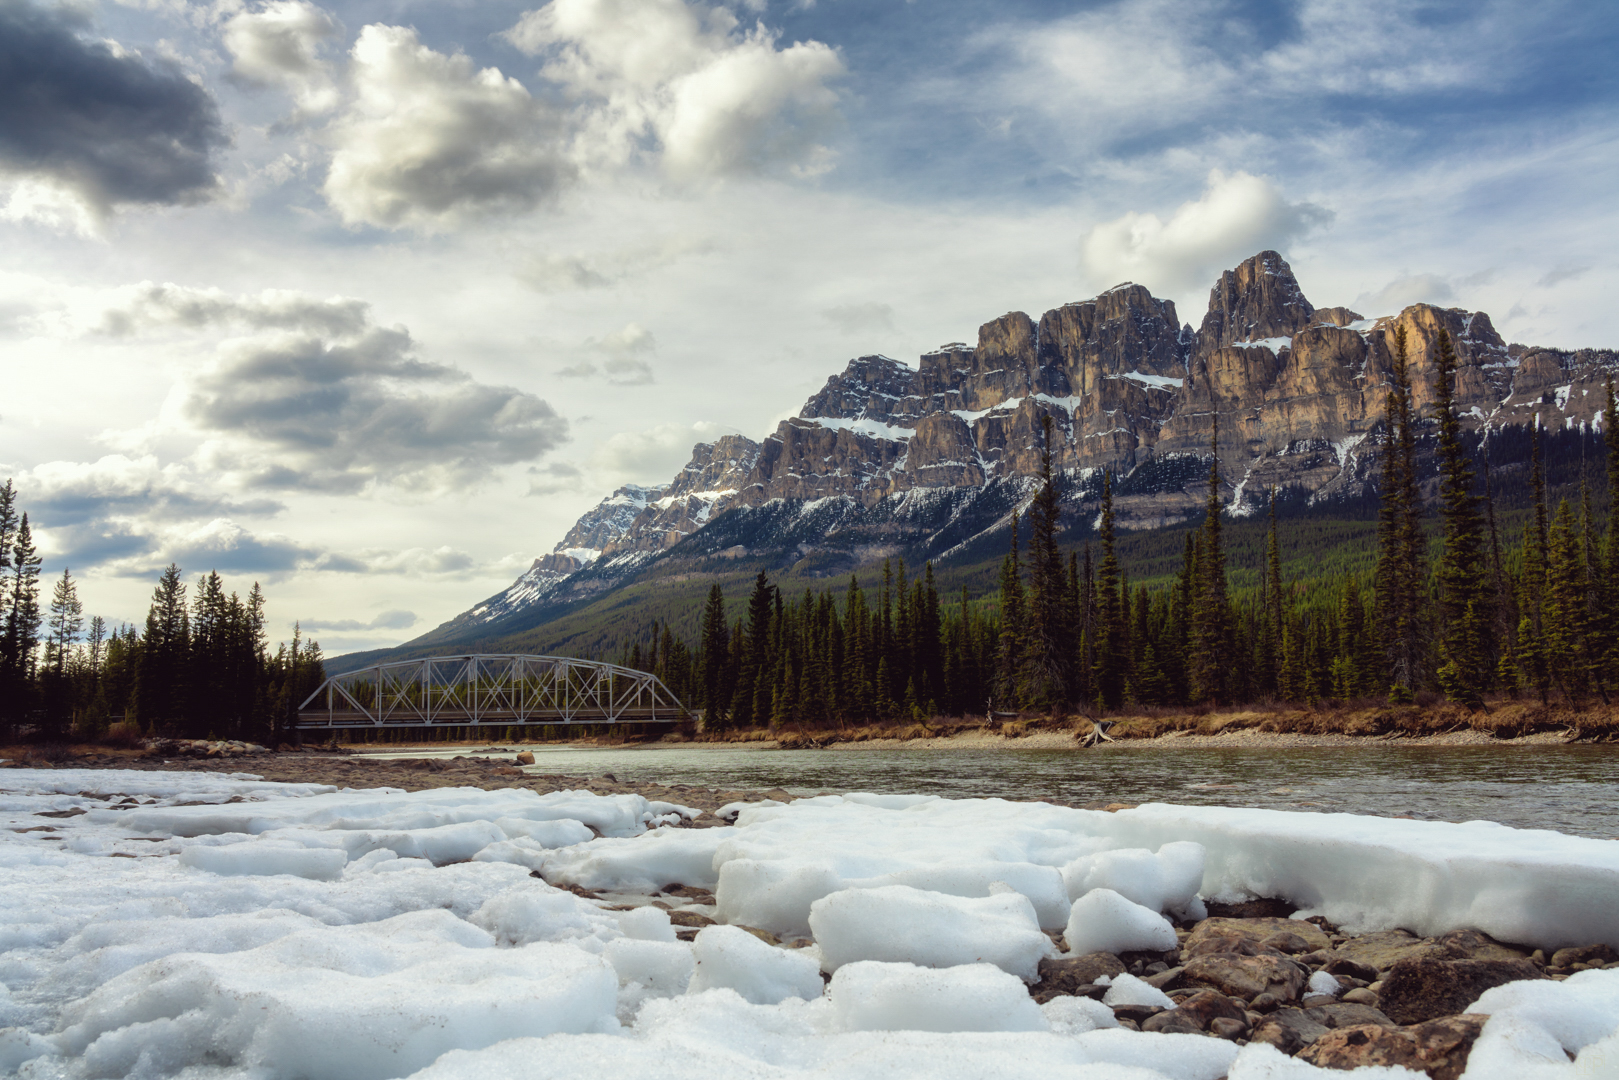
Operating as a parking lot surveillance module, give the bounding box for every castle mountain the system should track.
[402,252,1616,654]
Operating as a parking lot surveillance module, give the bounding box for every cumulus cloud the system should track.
[97,282,369,337]
[18,454,282,526]
[1081,170,1331,299]
[222,0,342,116]
[507,0,844,180]
[556,322,656,384]
[311,545,519,577]
[589,418,737,483]
[0,0,227,231]
[184,324,569,492]
[821,301,894,334]
[322,24,575,230]
[1351,273,1456,317]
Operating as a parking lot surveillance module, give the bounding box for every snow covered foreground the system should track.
[0,768,1614,1080]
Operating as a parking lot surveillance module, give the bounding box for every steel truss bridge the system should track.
[296,654,687,733]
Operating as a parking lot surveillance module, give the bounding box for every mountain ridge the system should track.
[382,250,1617,660]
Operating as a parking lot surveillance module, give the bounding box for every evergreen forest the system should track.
[615,332,1619,727]
[0,485,327,745]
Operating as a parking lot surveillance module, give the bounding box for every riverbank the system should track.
[692,698,1619,750]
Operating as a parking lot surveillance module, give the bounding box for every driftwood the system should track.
[1079,719,1116,748]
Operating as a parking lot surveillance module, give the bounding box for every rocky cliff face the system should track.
[450,251,1616,632]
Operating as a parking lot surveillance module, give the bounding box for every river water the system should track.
[356,743,1619,839]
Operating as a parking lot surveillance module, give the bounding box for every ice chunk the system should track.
[470,837,550,871]
[0,1030,56,1072]
[495,816,593,848]
[468,885,619,948]
[1102,973,1177,1009]
[603,938,694,995]
[1307,970,1341,997]
[616,905,676,942]
[179,841,347,880]
[1041,994,1119,1034]
[1064,888,1179,955]
[1464,967,1619,1077]
[541,826,733,893]
[686,925,823,1005]
[853,861,1071,930]
[808,885,1051,981]
[828,960,1048,1032]
[715,858,843,937]
[1061,841,1206,919]
[714,798,783,822]
[55,910,619,1080]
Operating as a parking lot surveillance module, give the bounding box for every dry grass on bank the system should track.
[699,697,1619,750]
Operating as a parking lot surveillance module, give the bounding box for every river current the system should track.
[356,743,1619,839]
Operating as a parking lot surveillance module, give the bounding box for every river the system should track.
[355,742,1619,839]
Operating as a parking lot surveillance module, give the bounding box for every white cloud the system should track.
[589,418,738,484]
[507,0,844,180]
[1351,273,1456,318]
[821,301,893,334]
[1081,170,1331,301]
[97,282,369,337]
[222,0,343,116]
[322,24,575,230]
[557,322,656,384]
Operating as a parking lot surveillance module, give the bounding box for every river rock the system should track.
[1249,1008,1330,1054]
[514,751,535,764]
[1377,957,1544,1025]
[1305,1001,1396,1029]
[1429,928,1530,963]
[1324,957,1380,982]
[1550,944,1618,969]
[1174,990,1249,1031]
[1297,1015,1488,1080]
[1183,951,1309,1001]
[1184,918,1331,958]
[1142,1010,1204,1035]
[1031,952,1125,1003]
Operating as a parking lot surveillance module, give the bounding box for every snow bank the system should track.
[604,938,694,996]
[1062,842,1207,920]
[1065,888,1179,955]
[55,910,619,1080]
[809,885,1051,981]
[180,840,348,879]
[540,825,734,892]
[1091,805,1619,948]
[828,961,1048,1032]
[1463,968,1619,1079]
[687,925,824,1004]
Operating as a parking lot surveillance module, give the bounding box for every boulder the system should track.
[1304,1001,1396,1029]
[1182,952,1309,1001]
[514,751,535,764]
[1377,957,1544,1025]
[1141,1010,1203,1035]
[1329,929,1437,972]
[1183,918,1330,958]
[1249,1008,1330,1055]
[1174,990,1249,1031]
[1031,953,1124,1004]
[1298,1015,1487,1080]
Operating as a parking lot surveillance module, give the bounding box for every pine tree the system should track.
[135,564,189,730]
[700,584,728,727]
[1375,324,1425,701]
[1260,491,1284,695]
[1601,377,1619,680]
[1543,500,1593,700]
[1020,416,1068,709]
[4,513,43,682]
[1430,330,1489,706]
[1095,473,1126,709]
[1189,423,1232,704]
[45,566,83,679]
[994,512,1024,710]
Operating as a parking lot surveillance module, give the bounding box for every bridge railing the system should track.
[296,654,686,731]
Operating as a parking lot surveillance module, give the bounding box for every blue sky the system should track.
[1,0,1616,653]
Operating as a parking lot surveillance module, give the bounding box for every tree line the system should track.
[618,339,1619,722]
[0,481,326,744]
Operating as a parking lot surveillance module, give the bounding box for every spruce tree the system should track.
[46,567,83,676]
[700,584,728,726]
[135,564,189,730]
[1374,324,1425,701]
[1543,500,1593,700]
[1094,474,1126,709]
[1020,416,1068,708]
[994,511,1025,710]
[1430,330,1489,705]
[1189,423,1232,704]
[1602,378,1619,679]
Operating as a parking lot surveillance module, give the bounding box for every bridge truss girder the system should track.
[296,654,686,731]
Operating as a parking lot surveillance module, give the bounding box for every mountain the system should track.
[369,251,1617,665]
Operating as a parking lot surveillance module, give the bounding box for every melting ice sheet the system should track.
[0,767,1615,1080]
